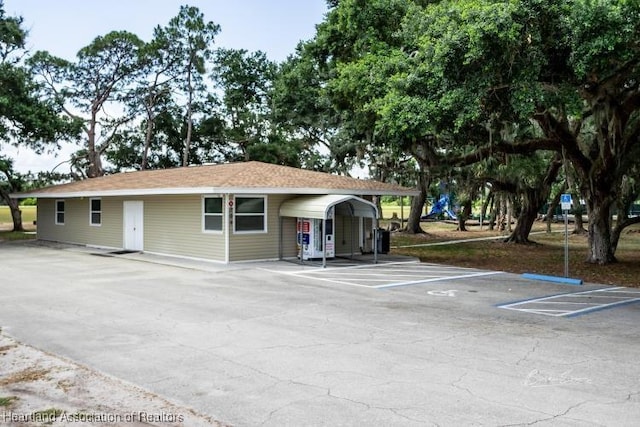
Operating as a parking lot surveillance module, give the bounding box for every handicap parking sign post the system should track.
[560,194,572,277]
[561,193,572,211]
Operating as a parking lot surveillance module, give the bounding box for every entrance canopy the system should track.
[279,194,378,220]
[279,195,379,267]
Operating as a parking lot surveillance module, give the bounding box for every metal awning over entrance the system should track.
[279,195,379,268]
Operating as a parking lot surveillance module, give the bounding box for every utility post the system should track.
[560,193,572,277]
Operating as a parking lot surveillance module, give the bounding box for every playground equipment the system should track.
[423,194,457,220]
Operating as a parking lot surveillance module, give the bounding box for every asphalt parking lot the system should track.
[1,241,639,426]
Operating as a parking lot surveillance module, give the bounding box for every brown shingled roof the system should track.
[19,161,417,197]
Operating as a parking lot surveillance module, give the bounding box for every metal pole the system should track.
[564,210,569,277]
[373,219,378,264]
[298,218,304,265]
[479,187,484,231]
[322,217,327,268]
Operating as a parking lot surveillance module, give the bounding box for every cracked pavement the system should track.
[1,241,639,426]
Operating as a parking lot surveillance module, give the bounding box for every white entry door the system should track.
[123,201,144,251]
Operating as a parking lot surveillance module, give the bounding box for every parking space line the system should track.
[263,261,501,289]
[498,287,640,317]
[375,271,502,289]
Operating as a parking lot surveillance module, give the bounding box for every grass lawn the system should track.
[391,221,640,287]
[0,206,37,241]
[0,230,36,241]
[0,205,37,224]
[381,204,420,220]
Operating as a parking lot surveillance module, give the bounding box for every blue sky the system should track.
[6,0,328,62]
[3,0,328,172]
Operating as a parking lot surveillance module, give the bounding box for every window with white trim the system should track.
[234,196,266,233]
[203,197,223,232]
[55,200,65,225]
[90,198,102,226]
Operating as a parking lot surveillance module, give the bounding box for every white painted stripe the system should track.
[524,301,600,305]
[562,297,640,316]
[288,260,420,274]
[290,274,376,288]
[505,308,573,317]
[565,295,634,299]
[499,287,625,309]
[375,271,502,289]
[499,286,640,317]
[311,272,442,278]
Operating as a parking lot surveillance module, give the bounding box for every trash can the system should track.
[377,229,390,254]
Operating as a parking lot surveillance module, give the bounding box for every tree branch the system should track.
[445,138,558,167]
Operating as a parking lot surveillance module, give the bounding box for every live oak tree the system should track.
[300,0,639,264]
[389,0,640,263]
[299,0,432,221]
[469,0,640,263]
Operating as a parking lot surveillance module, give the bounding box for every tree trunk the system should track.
[141,108,155,170]
[573,208,586,234]
[480,190,492,228]
[0,189,24,232]
[87,149,103,179]
[497,195,506,231]
[405,173,428,234]
[585,196,616,264]
[9,199,24,232]
[86,110,104,178]
[572,192,586,234]
[183,65,194,167]
[546,190,563,233]
[457,199,472,232]
[505,191,537,243]
[488,195,496,230]
[506,195,513,232]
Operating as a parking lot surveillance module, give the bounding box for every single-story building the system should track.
[15,161,417,266]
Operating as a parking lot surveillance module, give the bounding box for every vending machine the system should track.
[297,208,335,260]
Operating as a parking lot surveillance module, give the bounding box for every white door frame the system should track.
[123,201,144,251]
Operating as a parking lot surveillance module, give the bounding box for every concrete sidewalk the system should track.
[1,241,639,426]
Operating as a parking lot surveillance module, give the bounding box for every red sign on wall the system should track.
[297,220,310,233]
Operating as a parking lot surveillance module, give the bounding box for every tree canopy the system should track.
[4,0,640,265]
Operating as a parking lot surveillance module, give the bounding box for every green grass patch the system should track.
[381,204,418,220]
[34,408,64,424]
[0,230,36,241]
[391,223,640,287]
[0,205,37,224]
[0,396,18,407]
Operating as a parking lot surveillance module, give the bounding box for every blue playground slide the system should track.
[424,195,457,220]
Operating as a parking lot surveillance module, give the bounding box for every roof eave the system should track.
[14,186,419,199]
